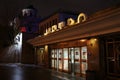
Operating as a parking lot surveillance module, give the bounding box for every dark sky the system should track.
[0,0,120,26]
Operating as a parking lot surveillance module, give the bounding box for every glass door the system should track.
[106,39,120,76]
[54,49,57,69]
[74,47,80,75]
[81,46,88,75]
[58,49,63,71]
[51,49,55,68]
[63,48,69,72]
[68,47,87,76]
[115,42,120,74]
[69,48,75,75]
[51,49,59,70]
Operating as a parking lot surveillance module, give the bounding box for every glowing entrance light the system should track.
[45,45,48,52]
[80,39,87,42]
[89,38,97,47]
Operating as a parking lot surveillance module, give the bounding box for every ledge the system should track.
[28,7,120,46]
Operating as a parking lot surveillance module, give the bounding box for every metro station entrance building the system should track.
[28,7,120,80]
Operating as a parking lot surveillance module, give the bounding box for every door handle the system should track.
[111,58,115,61]
[107,57,115,61]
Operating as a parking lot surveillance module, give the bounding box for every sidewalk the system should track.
[0,63,86,80]
[37,64,86,80]
[50,70,86,80]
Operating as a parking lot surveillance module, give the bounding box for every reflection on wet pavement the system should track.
[0,63,85,80]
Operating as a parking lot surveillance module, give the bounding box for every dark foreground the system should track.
[0,63,85,80]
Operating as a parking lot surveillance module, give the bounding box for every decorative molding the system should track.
[28,8,120,46]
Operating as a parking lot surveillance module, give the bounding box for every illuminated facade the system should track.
[28,6,120,80]
[20,5,41,64]
[20,5,40,33]
[39,11,78,35]
[8,5,41,64]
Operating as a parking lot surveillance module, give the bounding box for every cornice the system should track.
[28,7,120,46]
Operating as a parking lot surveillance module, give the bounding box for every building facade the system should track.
[28,6,120,80]
[39,11,78,35]
[6,5,41,64]
[20,5,41,64]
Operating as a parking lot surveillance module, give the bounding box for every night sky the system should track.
[0,0,120,26]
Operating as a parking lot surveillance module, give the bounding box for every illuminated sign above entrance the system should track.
[44,13,87,36]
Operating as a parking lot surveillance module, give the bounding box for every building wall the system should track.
[99,33,120,80]
[28,6,120,80]
[39,13,78,35]
[87,38,100,71]
[36,39,88,77]
[86,38,100,80]
[21,42,34,64]
[21,33,36,64]
[39,14,59,35]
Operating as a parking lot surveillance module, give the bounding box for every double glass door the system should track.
[51,46,88,76]
[106,39,120,76]
[69,47,87,76]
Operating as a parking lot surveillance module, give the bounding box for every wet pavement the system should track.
[0,63,85,80]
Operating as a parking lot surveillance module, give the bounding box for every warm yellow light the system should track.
[89,38,97,46]
[94,38,97,41]
[44,29,48,35]
[77,13,87,23]
[67,18,75,26]
[58,21,65,30]
[45,45,48,52]
[52,25,57,32]
[80,39,87,42]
